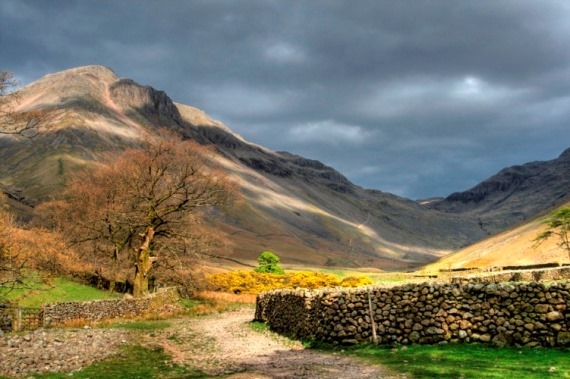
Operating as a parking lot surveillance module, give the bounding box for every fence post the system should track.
[42,303,47,328]
[367,288,378,345]
[14,307,22,332]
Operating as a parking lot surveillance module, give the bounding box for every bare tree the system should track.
[45,133,237,297]
[0,69,41,136]
[535,207,570,260]
[0,70,19,96]
[41,165,137,292]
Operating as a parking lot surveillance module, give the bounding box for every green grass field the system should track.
[348,343,570,378]
[23,344,211,379]
[3,276,118,307]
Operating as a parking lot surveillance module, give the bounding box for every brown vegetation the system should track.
[0,195,86,299]
[39,132,237,297]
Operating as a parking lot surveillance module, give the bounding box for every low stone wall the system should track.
[44,288,180,327]
[451,267,570,284]
[255,281,570,347]
[44,299,147,326]
[0,288,180,332]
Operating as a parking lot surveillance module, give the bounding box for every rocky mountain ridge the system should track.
[427,148,570,235]
[0,65,568,270]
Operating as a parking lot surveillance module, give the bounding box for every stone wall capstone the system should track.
[255,281,570,347]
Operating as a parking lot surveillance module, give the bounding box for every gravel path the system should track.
[0,327,131,377]
[146,308,405,378]
[0,308,405,378]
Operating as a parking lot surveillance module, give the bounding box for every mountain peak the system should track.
[14,65,121,114]
[40,65,118,83]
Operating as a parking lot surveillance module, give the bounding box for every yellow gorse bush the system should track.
[339,275,373,287]
[206,271,372,294]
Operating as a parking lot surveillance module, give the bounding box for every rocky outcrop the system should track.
[109,78,184,127]
[445,166,532,204]
[256,281,570,347]
[236,151,355,193]
[278,152,355,194]
[0,185,35,207]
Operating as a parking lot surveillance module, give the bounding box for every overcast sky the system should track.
[2,0,569,199]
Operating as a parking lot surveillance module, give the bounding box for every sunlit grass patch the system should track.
[4,277,119,307]
[29,344,210,378]
[249,320,268,333]
[107,319,172,331]
[348,343,570,378]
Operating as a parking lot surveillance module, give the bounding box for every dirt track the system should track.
[0,307,405,378]
[146,308,405,378]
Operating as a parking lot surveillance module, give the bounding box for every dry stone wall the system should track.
[451,267,570,284]
[44,298,149,326]
[0,289,180,332]
[43,289,179,327]
[255,281,570,347]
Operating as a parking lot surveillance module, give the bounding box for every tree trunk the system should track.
[109,247,119,293]
[133,226,157,298]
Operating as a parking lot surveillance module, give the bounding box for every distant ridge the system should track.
[426,148,570,235]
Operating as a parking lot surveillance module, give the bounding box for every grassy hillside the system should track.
[418,202,570,274]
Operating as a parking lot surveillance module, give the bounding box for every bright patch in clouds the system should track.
[451,76,520,103]
[289,120,367,145]
[458,76,482,95]
[264,43,305,64]
[361,76,526,118]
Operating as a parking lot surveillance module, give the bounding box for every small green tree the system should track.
[534,207,570,259]
[254,251,284,274]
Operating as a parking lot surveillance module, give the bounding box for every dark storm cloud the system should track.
[2,0,570,198]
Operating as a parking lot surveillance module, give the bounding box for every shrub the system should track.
[206,270,371,294]
[340,276,373,287]
[287,271,340,289]
[206,271,285,294]
[254,251,284,274]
